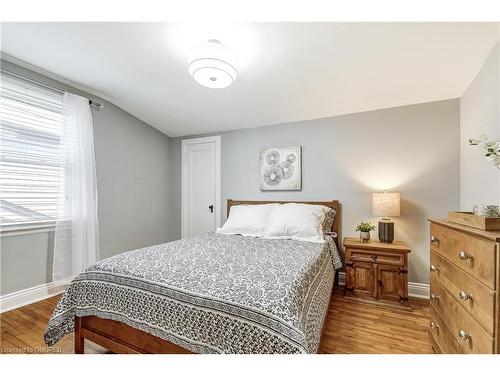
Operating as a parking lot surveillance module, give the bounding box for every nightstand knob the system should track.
[430,236,438,243]
[459,291,472,301]
[458,329,470,341]
[430,321,437,330]
[430,293,440,301]
[458,251,473,261]
[430,264,438,272]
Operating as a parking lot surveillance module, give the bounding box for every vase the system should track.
[360,232,370,243]
[473,205,500,217]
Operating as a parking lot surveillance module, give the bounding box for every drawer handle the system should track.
[458,251,473,261]
[430,236,439,243]
[430,264,438,272]
[458,291,472,301]
[430,321,438,330]
[457,329,470,341]
[370,255,378,261]
[430,293,440,301]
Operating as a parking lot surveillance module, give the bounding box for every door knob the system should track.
[208,205,214,213]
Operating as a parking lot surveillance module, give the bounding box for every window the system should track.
[0,74,64,227]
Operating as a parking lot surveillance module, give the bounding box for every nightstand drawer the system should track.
[430,223,496,289]
[347,248,404,266]
[430,251,495,335]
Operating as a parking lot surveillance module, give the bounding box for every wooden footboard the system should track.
[74,316,192,354]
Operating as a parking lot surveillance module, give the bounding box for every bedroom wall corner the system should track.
[460,41,500,210]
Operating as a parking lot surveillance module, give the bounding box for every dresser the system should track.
[343,237,411,306]
[428,219,500,354]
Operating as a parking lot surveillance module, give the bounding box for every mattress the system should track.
[44,232,342,353]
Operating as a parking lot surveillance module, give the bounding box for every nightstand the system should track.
[343,237,411,307]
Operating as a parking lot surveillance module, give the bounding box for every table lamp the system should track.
[372,191,400,243]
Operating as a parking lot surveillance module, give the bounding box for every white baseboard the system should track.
[336,271,429,299]
[0,278,71,313]
[407,282,430,299]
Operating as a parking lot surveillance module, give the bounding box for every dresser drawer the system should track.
[430,223,496,288]
[429,305,465,354]
[346,248,405,266]
[430,250,495,332]
[430,251,495,334]
[430,277,494,336]
[430,279,494,353]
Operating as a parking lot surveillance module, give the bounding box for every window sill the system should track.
[0,221,56,237]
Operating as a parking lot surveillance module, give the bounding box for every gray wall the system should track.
[460,43,500,210]
[1,231,55,293]
[172,99,461,285]
[1,60,175,295]
[1,62,463,294]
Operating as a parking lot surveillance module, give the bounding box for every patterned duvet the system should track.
[44,232,342,353]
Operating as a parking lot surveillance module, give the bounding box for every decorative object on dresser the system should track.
[259,146,302,191]
[428,219,500,354]
[448,211,500,231]
[472,205,500,217]
[355,222,376,243]
[469,135,500,169]
[372,191,400,243]
[343,237,410,307]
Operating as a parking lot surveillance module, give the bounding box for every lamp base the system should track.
[378,220,394,243]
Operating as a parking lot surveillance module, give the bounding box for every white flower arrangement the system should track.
[469,135,500,169]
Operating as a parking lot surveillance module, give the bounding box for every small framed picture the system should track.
[260,146,302,191]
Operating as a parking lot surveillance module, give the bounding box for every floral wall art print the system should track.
[260,146,302,191]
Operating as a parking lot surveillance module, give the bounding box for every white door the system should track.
[181,136,221,238]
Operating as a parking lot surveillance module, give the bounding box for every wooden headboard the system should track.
[226,199,341,245]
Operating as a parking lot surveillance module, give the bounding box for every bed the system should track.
[44,199,342,354]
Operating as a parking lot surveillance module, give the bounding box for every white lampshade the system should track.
[372,192,400,217]
[188,39,237,89]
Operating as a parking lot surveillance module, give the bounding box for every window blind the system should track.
[0,74,64,226]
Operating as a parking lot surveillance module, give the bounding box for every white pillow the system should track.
[217,203,280,237]
[263,203,330,243]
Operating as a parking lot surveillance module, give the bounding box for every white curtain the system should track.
[53,93,99,283]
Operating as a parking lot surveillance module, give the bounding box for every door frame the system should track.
[181,135,221,238]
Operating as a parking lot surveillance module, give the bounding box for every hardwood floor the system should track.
[0,289,432,354]
[319,291,432,354]
[0,295,106,354]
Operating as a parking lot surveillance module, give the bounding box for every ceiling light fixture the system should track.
[188,39,237,89]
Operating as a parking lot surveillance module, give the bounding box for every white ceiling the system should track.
[1,22,499,137]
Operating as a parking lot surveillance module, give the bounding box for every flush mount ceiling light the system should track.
[188,39,237,89]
